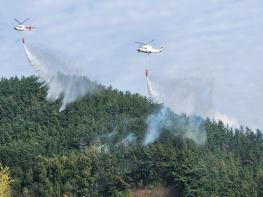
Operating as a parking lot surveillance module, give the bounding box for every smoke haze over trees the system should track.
[0,77,262,196]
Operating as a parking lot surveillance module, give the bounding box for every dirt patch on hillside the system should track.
[129,185,177,197]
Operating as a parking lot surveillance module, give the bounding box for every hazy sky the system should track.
[1,0,263,129]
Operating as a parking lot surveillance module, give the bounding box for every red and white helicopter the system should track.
[135,40,163,54]
[14,18,35,31]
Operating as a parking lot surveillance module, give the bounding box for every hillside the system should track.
[0,76,263,196]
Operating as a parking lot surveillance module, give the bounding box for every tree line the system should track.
[0,76,262,196]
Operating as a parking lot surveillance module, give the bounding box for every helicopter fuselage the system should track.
[14,24,35,31]
[137,44,162,54]
[14,25,26,31]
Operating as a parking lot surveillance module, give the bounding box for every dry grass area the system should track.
[129,185,176,197]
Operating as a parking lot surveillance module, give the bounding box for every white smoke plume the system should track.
[122,133,136,143]
[144,72,207,145]
[143,107,206,145]
[213,113,239,129]
[153,76,214,117]
[23,43,98,111]
[117,133,136,147]
[143,107,171,145]
[181,115,207,145]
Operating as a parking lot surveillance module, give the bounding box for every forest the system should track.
[0,76,262,197]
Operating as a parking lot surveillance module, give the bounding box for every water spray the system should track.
[145,69,162,104]
[22,38,98,111]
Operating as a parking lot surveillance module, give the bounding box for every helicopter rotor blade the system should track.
[146,39,154,45]
[21,18,30,24]
[14,18,22,24]
[135,41,145,45]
